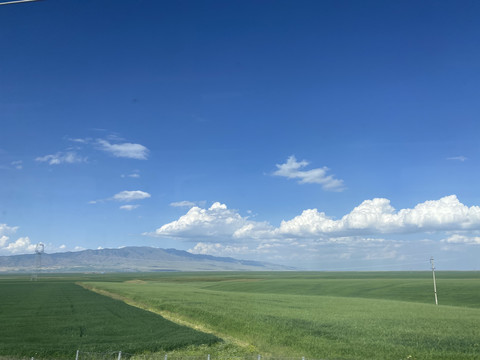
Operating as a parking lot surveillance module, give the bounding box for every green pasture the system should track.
[0,276,219,359]
[1,272,479,360]
[84,271,480,360]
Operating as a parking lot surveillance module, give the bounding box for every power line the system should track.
[0,0,40,6]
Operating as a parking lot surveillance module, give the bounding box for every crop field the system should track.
[0,276,219,359]
[1,272,479,360]
[84,272,480,360]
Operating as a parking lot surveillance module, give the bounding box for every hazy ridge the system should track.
[0,246,291,272]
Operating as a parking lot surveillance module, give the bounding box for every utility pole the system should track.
[430,257,438,305]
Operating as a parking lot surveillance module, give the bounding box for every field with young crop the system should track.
[83,271,480,360]
[1,272,479,360]
[0,276,219,359]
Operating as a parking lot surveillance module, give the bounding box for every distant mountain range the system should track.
[0,246,292,272]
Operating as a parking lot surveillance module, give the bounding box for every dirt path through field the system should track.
[77,282,253,350]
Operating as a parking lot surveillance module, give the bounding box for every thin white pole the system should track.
[430,257,438,305]
[117,351,122,360]
[75,350,80,360]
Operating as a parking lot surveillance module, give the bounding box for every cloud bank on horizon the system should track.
[149,195,480,240]
[139,195,480,268]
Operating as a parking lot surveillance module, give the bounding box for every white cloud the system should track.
[0,224,42,255]
[442,234,480,245]
[112,190,151,202]
[0,227,87,256]
[170,201,197,208]
[5,236,36,254]
[148,195,480,243]
[273,156,345,191]
[0,235,9,247]
[144,196,480,269]
[120,204,140,211]
[68,137,91,144]
[35,151,87,165]
[148,202,272,241]
[97,139,149,160]
[0,223,18,236]
[277,195,480,237]
[90,190,150,206]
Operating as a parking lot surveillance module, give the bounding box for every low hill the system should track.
[0,246,291,272]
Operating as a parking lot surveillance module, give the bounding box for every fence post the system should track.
[258,355,261,360]
[117,351,122,360]
[165,354,168,360]
[75,350,80,360]
[208,354,210,360]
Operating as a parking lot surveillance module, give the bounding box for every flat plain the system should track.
[1,272,479,360]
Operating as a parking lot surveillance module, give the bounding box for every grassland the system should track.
[83,272,480,360]
[1,272,479,360]
[0,276,219,359]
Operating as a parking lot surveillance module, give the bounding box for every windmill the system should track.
[31,242,44,281]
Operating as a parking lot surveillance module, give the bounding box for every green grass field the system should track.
[83,272,480,360]
[0,276,219,359]
[1,272,479,360]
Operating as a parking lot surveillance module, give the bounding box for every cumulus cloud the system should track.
[273,156,345,191]
[35,151,87,165]
[97,139,149,160]
[147,202,272,240]
[5,236,36,254]
[120,204,140,211]
[148,196,480,246]
[277,195,480,237]
[142,195,480,268]
[113,190,151,202]
[0,224,37,255]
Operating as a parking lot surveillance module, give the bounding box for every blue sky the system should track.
[1,0,480,270]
